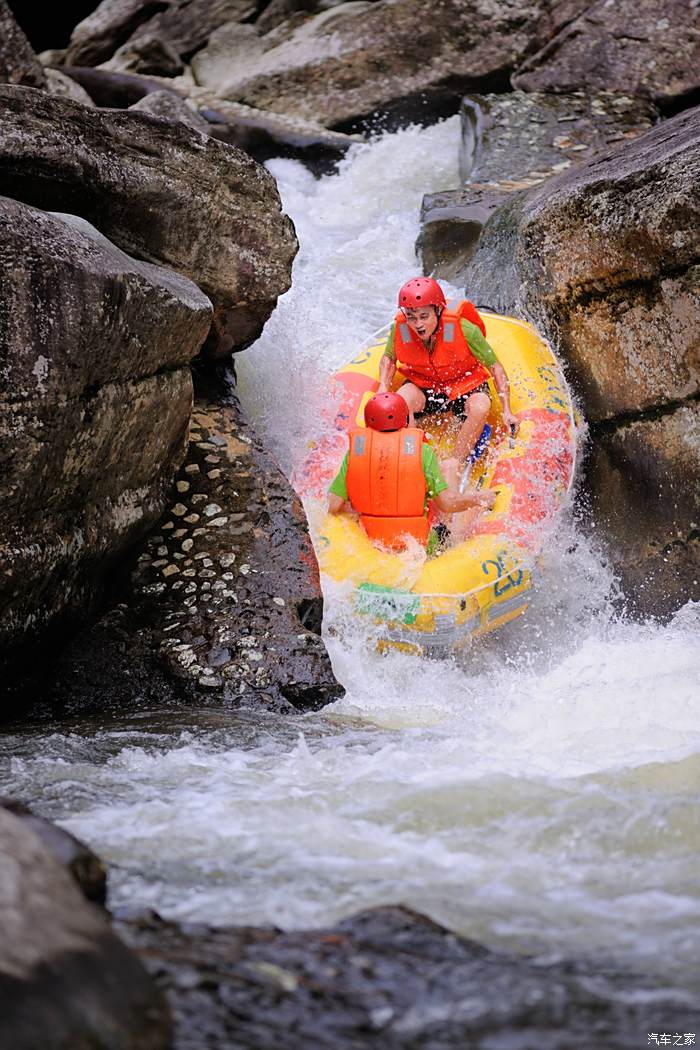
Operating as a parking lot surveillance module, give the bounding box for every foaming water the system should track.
[2,120,699,998]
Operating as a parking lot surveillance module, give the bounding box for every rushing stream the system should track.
[2,118,699,1003]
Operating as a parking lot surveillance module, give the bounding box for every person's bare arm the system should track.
[378,353,396,393]
[433,488,496,514]
[490,360,518,431]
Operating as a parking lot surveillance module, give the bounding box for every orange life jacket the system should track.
[393,299,490,400]
[345,426,430,549]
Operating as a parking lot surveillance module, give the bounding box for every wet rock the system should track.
[129,374,343,712]
[460,105,700,615]
[459,91,658,186]
[0,807,170,1050]
[188,0,552,128]
[0,198,211,676]
[0,0,47,88]
[585,405,700,618]
[419,91,657,281]
[0,84,297,360]
[116,904,700,1050]
[512,0,700,113]
[0,799,106,905]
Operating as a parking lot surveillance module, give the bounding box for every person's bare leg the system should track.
[396,382,426,426]
[453,391,491,466]
[439,455,479,544]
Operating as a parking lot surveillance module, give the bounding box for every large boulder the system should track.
[457,106,700,614]
[188,0,553,128]
[66,0,255,68]
[0,807,170,1050]
[64,0,173,68]
[0,84,298,359]
[419,90,657,281]
[0,196,212,670]
[129,379,344,710]
[0,0,46,88]
[512,0,700,111]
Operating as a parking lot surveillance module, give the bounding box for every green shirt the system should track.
[383,317,497,368]
[329,441,447,511]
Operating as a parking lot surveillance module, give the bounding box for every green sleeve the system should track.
[328,452,349,501]
[383,322,396,361]
[422,443,448,499]
[460,318,497,367]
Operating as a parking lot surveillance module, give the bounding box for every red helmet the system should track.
[364,392,409,432]
[398,277,446,310]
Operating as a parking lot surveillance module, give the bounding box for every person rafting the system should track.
[377,277,518,466]
[327,392,495,551]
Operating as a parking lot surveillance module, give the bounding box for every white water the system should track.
[3,119,699,998]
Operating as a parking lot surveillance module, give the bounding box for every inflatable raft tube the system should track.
[297,313,577,656]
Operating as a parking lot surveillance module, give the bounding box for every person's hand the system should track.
[502,410,519,435]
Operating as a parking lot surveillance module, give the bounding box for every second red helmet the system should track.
[364,392,409,432]
[398,277,446,310]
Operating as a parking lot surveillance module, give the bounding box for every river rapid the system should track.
[2,119,699,1004]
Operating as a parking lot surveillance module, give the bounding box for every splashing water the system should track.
[2,119,699,999]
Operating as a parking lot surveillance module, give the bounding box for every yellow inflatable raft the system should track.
[297,313,576,655]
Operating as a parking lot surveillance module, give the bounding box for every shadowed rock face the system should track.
[0,84,298,360]
[0,197,212,671]
[458,106,700,614]
[0,807,170,1050]
[116,904,700,1049]
[0,0,47,88]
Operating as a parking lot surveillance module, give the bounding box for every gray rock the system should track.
[65,0,168,67]
[104,33,186,77]
[44,66,96,105]
[0,799,106,904]
[116,904,700,1050]
[52,65,173,106]
[0,808,170,1050]
[513,0,700,111]
[0,84,298,360]
[130,88,211,131]
[122,0,257,64]
[459,105,700,614]
[585,404,700,617]
[189,0,552,127]
[0,0,46,88]
[192,88,364,171]
[130,379,343,711]
[419,91,657,282]
[459,91,658,186]
[0,197,211,671]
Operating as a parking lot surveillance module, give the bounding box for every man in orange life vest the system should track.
[378,277,518,467]
[328,392,495,551]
